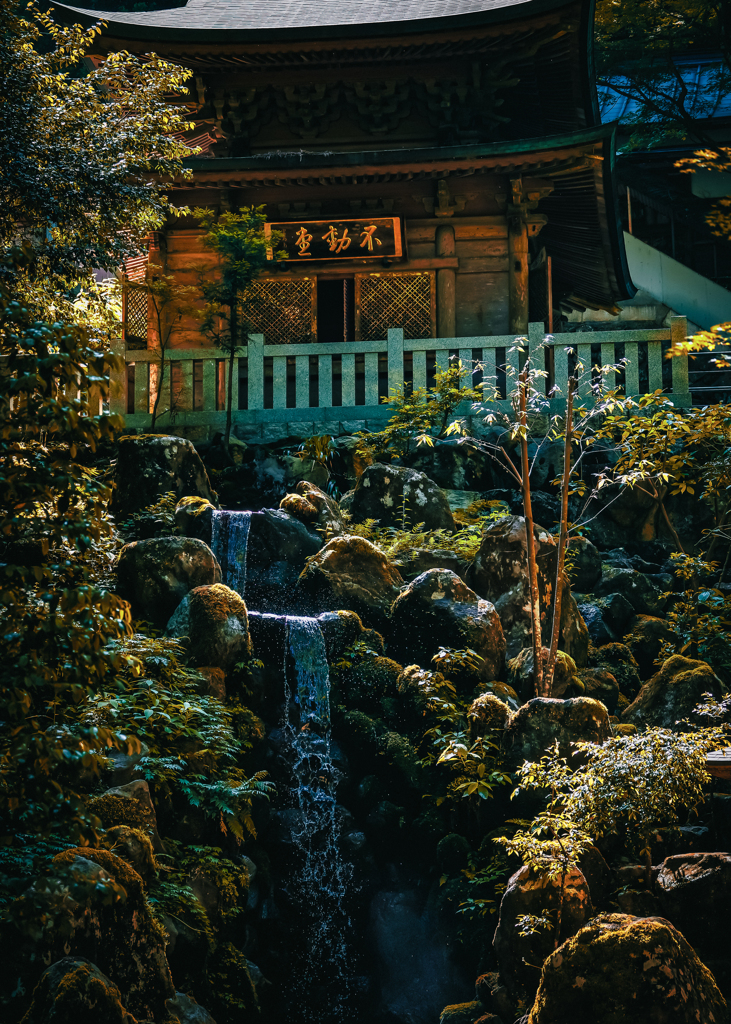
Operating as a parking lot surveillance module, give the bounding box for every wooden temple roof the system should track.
[53,0,585,44]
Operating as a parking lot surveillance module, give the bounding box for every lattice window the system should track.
[125,284,148,348]
[356,272,435,341]
[241,277,314,345]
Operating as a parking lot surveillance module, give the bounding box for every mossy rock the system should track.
[202,941,258,1024]
[317,609,385,661]
[112,434,215,521]
[167,582,251,671]
[102,825,157,887]
[438,1000,483,1024]
[174,495,216,545]
[20,957,133,1024]
[528,913,727,1024]
[436,833,472,872]
[295,535,404,627]
[590,642,642,696]
[89,793,149,832]
[49,849,174,1021]
[622,653,725,729]
[279,480,344,537]
[336,655,402,711]
[505,696,611,764]
[467,692,511,741]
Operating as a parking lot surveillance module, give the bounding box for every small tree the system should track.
[469,339,620,696]
[134,267,197,430]
[194,206,285,455]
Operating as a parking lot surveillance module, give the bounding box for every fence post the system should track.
[670,315,690,404]
[248,334,265,410]
[528,321,544,394]
[109,338,126,415]
[387,328,404,396]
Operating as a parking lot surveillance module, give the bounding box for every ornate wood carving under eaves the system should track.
[343,81,412,136]
[276,84,341,139]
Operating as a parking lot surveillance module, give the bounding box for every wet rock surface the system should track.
[116,535,221,627]
[389,569,505,687]
[527,913,728,1024]
[622,654,725,728]
[167,583,251,671]
[349,463,455,531]
[112,434,216,521]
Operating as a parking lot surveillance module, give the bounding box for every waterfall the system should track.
[211,509,251,598]
[282,615,354,1023]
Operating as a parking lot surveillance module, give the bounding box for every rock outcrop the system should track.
[389,569,505,687]
[20,957,134,1024]
[527,913,727,1024]
[116,535,221,628]
[622,654,725,728]
[349,463,455,531]
[112,434,215,521]
[505,697,611,763]
[167,583,251,671]
[295,535,404,627]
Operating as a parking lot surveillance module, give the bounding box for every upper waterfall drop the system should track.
[211,509,252,598]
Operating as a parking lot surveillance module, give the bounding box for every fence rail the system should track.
[108,318,691,435]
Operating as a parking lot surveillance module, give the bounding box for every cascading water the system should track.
[211,509,251,598]
[281,615,354,1023]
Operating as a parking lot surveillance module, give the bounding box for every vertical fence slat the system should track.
[273,355,287,409]
[553,341,569,401]
[229,357,239,411]
[601,342,615,393]
[341,353,356,408]
[364,353,379,405]
[528,322,544,395]
[319,354,333,408]
[180,360,193,412]
[577,343,592,402]
[203,358,216,411]
[458,347,472,375]
[670,316,689,398]
[648,340,663,392]
[481,345,497,399]
[248,335,264,410]
[134,361,149,414]
[624,342,639,396]
[412,349,427,392]
[388,328,404,396]
[295,355,309,409]
[436,348,450,375]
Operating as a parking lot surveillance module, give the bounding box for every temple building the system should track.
[54,0,697,438]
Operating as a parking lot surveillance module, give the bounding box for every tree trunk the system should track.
[545,377,576,695]
[519,369,544,696]
[223,291,238,456]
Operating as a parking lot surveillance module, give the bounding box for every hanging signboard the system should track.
[265,217,403,261]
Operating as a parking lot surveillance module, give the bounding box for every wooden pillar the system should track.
[436,224,456,339]
[508,179,529,335]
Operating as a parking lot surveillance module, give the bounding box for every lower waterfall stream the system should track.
[281,615,354,1023]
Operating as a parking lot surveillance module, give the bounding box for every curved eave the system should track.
[50,0,580,45]
[182,124,617,175]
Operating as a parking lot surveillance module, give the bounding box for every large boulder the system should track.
[589,642,642,698]
[494,865,592,1012]
[504,697,611,763]
[244,509,322,613]
[90,779,164,853]
[592,566,666,616]
[388,569,505,687]
[167,583,251,671]
[655,852,731,952]
[527,913,727,1024]
[116,535,220,627]
[467,693,512,742]
[465,515,587,663]
[625,614,674,679]
[295,536,404,627]
[175,495,216,545]
[392,547,465,582]
[349,463,455,531]
[566,535,602,592]
[112,434,215,521]
[403,438,495,491]
[279,480,344,537]
[507,648,581,703]
[622,654,725,729]
[20,957,134,1024]
[47,850,174,1021]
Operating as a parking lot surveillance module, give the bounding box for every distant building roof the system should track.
[599,56,731,126]
[52,0,576,41]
